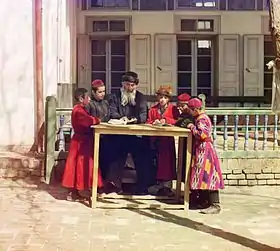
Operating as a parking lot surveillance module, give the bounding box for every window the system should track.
[227,0,255,10]
[131,0,173,10]
[92,20,126,32]
[181,19,214,32]
[89,0,130,8]
[91,39,128,93]
[177,39,213,97]
[177,0,217,8]
[264,37,274,102]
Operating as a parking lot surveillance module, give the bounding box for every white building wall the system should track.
[0,0,35,146]
[0,0,74,147]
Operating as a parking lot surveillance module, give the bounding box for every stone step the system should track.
[0,151,44,179]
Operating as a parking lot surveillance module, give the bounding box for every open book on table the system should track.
[107,117,137,125]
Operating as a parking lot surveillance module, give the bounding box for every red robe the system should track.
[147,103,180,181]
[62,104,103,190]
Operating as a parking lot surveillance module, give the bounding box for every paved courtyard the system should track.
[0,179,280,251]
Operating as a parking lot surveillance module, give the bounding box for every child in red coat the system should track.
[62,88,104,201]
[146,85,180,196]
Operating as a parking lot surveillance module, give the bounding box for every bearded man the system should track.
[105,71,154,195]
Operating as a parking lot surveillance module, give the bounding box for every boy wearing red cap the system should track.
[146,85,180,196]
[175,93,193,128]
[88,79,110,122]
[62,88,104,201]
[186,98,224,214]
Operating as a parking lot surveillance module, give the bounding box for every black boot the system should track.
[200,190,221,214]
[66,189,86,202]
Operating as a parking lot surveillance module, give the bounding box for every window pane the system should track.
[264,73,272,88]
[140,0,167,10]
[178,40,192,55]
[111,56,126,71]
[257,0,263,10]
[167,0,174,10]
[132,0,138,9]
[197,88,211,98]
[111,40,126,55]
[92,21,108,32]
[264,41,274,56]
[90,0,130,7]
[178,73,192,88]
[91,56,106,71]
[178,57,192,71]
[91,40,106,55]
[178,88,192,95]
[197,20,214,31]
[197,40,212,55]
[181,19,196,31]
[92,72,106,83]
[197,73,211,87]
[111,72,124,87]
[219,0,226,9]
[228,0,255,10]
[197,57,211,71]
[109,21,126,31]
[178,0,217,8]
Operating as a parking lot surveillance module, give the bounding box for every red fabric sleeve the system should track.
[163,105,180,125]
[74,107,100,127]
[146,109,154,124]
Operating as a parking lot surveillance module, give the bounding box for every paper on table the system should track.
[107,118,137,125]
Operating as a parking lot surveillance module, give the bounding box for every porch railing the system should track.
[45,96,280,183]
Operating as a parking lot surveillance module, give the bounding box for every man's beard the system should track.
[121,88,136,106]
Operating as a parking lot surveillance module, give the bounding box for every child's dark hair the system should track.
[74,88,88,101]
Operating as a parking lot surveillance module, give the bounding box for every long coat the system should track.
[147,103,180,181]
[62,104,103,190]
[189,112,224,190]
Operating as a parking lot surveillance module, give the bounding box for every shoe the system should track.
[199,204,221,214]
[66,191,87,202]
[104,182,123,194]
[157,187,174,197]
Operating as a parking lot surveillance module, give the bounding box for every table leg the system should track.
[91,132,100,209]
[175,137,184,202]
[184,134,192,211]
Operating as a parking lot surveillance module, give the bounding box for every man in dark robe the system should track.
[106,71,154,194]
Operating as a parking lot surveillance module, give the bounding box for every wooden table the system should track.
[91,123,192,211]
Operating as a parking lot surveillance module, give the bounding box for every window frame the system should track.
[175,0,219,10]
[177,36,215,97]
[175,15,220,35]
[86,16,131,36]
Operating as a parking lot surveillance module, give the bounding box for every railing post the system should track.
[45,95,57,184]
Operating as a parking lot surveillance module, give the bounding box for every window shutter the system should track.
[218,34,240,96]
[130,34,151,94]
[154,34,177,94]
[243,35,264,96]
[77,34,91,90]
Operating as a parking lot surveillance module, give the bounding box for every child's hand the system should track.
[187,123,194,129]
[153,119,161,125]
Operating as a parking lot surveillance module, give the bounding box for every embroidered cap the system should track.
[91,79,104,89]
[187,98,203,110]
[177,93,191,103]
[155,85,172,97]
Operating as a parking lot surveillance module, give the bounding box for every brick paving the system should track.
[0,179,280,251]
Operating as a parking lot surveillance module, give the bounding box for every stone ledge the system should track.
[0,152,44,179]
